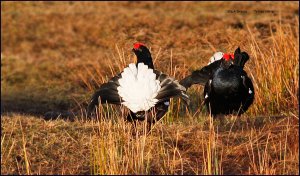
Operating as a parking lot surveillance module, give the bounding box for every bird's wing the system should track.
[233,47,250,68]
[154,70,190,106]
[241,73,255,111]
[179,60,222,89]
[87,73,123,114]
[203,79,213,103]
[242,73,255,96]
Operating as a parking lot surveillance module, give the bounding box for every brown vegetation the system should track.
[1,1,299,175]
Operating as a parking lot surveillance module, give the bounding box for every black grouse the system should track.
[180,47,254,116]
[87,43,190,124]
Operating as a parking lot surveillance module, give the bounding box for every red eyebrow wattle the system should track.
[223,54,230,61]
[223,53,234,61]
[133,42,145,49]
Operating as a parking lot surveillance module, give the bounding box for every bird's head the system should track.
[133,42,146,51]
[208,51,234,65]
[222,53,234,61]
[220,53,234,68]
[132,42,154,69]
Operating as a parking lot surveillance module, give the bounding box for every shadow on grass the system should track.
[0,92,84,121]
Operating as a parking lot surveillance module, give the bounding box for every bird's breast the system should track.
[211,68,243,95]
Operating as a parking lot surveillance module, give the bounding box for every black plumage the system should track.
[87,73,122,113]
[88,43,189,124]
[180,47,254,116]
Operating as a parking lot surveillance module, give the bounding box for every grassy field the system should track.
[1,1,299,175]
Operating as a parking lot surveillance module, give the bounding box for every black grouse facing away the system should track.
[87,43,190,124]
[180,47,254,116]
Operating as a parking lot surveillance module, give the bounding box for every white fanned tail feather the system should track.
[117,63,161,113]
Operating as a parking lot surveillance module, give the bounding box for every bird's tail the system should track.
[233,47,249,68]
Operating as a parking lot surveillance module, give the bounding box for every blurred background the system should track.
[1,1,299,116]
[1,2,299,175]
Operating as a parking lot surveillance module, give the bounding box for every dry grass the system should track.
[1,1,299,175]
[2,113,298,174]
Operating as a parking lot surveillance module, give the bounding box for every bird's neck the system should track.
[220,59,233,69]
[137,58,154,69]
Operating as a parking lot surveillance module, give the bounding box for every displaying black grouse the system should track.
[87,43,190,124]
[180,47,254,116]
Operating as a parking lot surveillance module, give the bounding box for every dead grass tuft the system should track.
[1,1,299,175]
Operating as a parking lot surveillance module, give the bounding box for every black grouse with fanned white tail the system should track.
[180,47,254,116]
[88,43,190,124]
